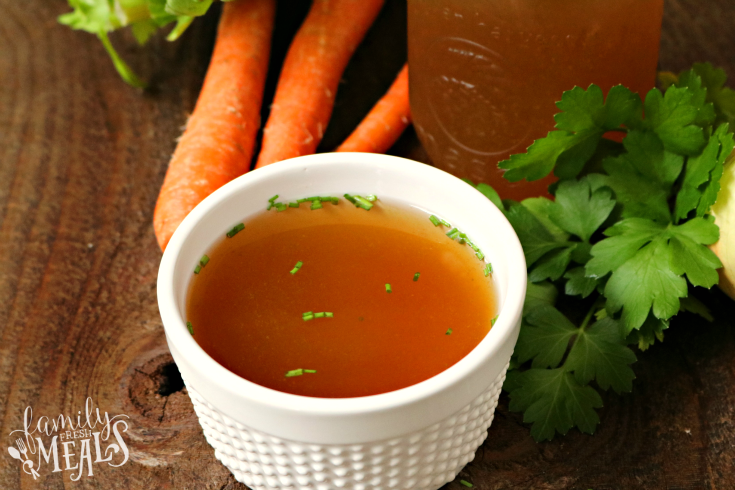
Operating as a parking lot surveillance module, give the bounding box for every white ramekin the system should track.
[157,153,526,490]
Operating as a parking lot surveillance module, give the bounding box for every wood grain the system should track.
[0,1,734,489]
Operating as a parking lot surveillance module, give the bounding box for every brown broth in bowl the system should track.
[185,198,497,398]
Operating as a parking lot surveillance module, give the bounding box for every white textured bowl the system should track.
[157,153,526,490]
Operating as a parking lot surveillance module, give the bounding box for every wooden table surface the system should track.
[1,1,734,488]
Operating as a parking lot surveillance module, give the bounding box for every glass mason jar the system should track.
[407,0,664,200]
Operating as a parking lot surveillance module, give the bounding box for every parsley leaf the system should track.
[515,305,577,368]
[528,246,574,282]
[59,0,213,86]
[642,86,707,155]
[674,124,735,221]
[489,69,732,442]
[625,315,669,351]
[679,295,714,322]
[586,218,665,277]
[499,85,641,182]
[603,235,688,332]
[668,218,722,288]
[564,317,636,394]
[549,177,616,242]
[506,368,603,441]
[684,63,735,127]
[500,131,579,183]
[564,267,599,298]
[505,202,569,266]
[523,280,558,316]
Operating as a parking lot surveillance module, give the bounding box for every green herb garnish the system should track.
[226,223,245,238]
[429,215,441,226]
[385,284,392,293]
[414,272,420,281]
[186,321,194,335]
[311,200,323,210]
[470,64,735,442]
[446,328,453,335]
[459,481,473,488]
[193,265,201,274]
[303,311,332,320]
[484,263,493,277]
[289,202,299,208]
[491,316,498,326]
[290,261,303,275]
[285,368,317,377]
[353,195,374,210]
[268,194,279,203]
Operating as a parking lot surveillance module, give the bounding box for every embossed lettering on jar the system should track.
[408,0,664,200]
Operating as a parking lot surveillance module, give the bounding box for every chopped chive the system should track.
[302,311,314,321]
[275,202,288,212]
[467,240,480,252]
[353,195,374,210]
[429,215,441,227]
[290,261,303,275]
[330,197,339,205]
[365,194,377,202]
[460,481,473,488]
[484,263,493,276]
[491,316,498,326]
[226,223,245,238]
[446,228,460,240]
[297,198,309,203]
[186,321,194,335]
[476,251,485,260]
[413,272,420,282]
[289,202,299,208]
[304,369,317,374]
[385,284,392,293]
[344,193,357,204]
[194,265,201,274]
[315,312,325,318]
[200,255,210,267]
[268,194,279,203]
[446,328,453,335]
[285,369,304,378]
[440,218,452,227]
[311,200,323,210]
[267,202,273,211]
[325,312,334,318]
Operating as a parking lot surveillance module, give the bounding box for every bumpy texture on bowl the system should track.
[186,363,508,490]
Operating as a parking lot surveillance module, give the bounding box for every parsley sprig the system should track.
[473,63,735,441]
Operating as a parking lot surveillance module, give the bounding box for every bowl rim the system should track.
[157,152,526,419]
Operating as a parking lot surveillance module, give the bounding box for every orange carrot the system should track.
[336,64,410,153]
[255,0,386,168]
[153,0,276,251]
